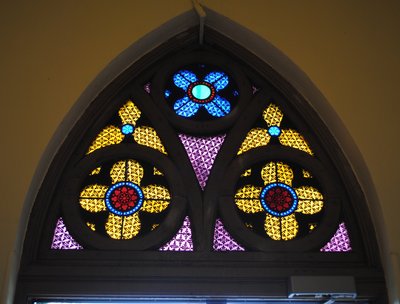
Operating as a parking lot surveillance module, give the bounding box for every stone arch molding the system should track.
[6,6,394,304]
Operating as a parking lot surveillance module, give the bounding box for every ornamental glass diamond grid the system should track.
[159,216,194,251]
[50,217,351,252]
[164,64,239,121]
[213,218,245,251]
[320,222,352,252]
[179,134,226,190]
[51,218,83,250]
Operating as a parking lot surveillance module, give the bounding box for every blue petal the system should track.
[213,75,229,91]
[204,95,231,117]
[173,70,197,90]
[175,98,201,117]
[173,96,191,110]
[204,71,225,84]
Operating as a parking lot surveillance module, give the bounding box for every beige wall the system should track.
[1,0,399,302]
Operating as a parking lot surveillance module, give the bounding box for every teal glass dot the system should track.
[268,126,281,136]
[121,124,134,135]
[191,84,211,100]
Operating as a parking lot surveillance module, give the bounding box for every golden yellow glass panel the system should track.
[154,167,163,176]
[263,104,283,127]
[281,214,299,240]
[125,159,144,184]
[79,198,106,212]
[118,100,141,125]
[87,125,124,154]
[134,126,167,155]
[79,184,108,212]
[105,214,123,239]
[296,200,324,214]
[238,128,270,155]
[279,129,313,155]
[235,185,262,199]
[295,186,323,200]
[142,184,171,200]
[141,185,170,213]
[142,200,170,213]
[80,184,108,198]
[121,213,141,239]
[241,169,251,177]
[152,224,159,230]
[235,198,264,213]
[276,162,293,185]
[302,169,312,178]
[90,167,101,175]
[86,222,96,231]
[309,223,317,231]
[264,214,281,240]
[110,160,144,185]
[261,162,277,185]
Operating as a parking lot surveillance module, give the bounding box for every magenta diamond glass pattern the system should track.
[213,218,245,251]
[179,134,226,190]
[51,218,83,250]
[159,216,193,251]
[320,222,352,252]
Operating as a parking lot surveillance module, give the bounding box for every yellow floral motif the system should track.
[235,161,324,240]
[238,104,313,155]
[86,222,96,231]
[241,169,251,177]
[87,100,167,155]
[302,169,312,178]
[79,159,171,240]
[90,167,101,175]
[238,128,270,154]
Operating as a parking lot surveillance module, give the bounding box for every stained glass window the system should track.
[159,216,194,251]
[164,64,239,120]
[234,161,324,241]
[238,104,313,155]
[51,218,83,250]
[78,159,171,240]
[49,64,352,252]
[213,218,245,251]
[19,27,386,304]
[87,100,167,155]
[320,222,352,252]
[179,134,225,190]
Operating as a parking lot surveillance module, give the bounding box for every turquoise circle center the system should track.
[191,84,211,100]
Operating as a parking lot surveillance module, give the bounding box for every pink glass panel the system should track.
[179,134,226,190]
[320,222,352,252]
[51,218,83,250]
[213,218,245,251]
[144,82,151,94]
[159,216,193,251]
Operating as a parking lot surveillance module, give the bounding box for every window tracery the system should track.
[18,27,384,303]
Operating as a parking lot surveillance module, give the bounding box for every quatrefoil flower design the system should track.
[79,160,170,240]
[235,161,324,241]
[172,70,231,117]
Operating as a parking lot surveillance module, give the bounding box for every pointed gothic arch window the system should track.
[16,23,386,303]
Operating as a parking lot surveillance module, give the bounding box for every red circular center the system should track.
[263,186,294,213]
[109,186,138,212]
